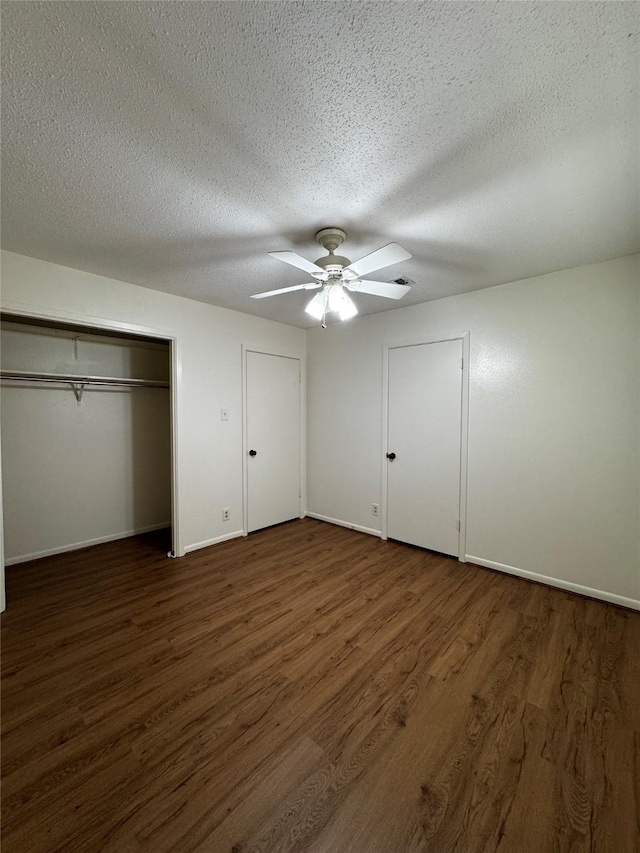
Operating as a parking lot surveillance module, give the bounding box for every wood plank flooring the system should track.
[2,519,639,852]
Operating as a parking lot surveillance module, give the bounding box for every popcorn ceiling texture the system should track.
[2,1,638,328]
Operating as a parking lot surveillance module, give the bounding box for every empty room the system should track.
[1,2,638,852]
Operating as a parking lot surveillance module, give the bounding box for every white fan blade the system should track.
[251,282,322,299]
[343,243,411,278]
[269,251,327,278]
[344,279,411,299]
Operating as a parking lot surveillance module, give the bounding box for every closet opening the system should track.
[0,312,178,567]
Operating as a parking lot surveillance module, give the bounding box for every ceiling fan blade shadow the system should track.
[345,279,410,299]
[269,251,326,277]
[343,243,411,279]
[251,282,321,299]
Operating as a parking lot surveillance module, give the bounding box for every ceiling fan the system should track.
[251,228,412,325]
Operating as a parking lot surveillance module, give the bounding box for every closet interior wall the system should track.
[1,318,171,564]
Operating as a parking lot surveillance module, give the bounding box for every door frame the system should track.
[381,331,470,561]
[0,303,183,558]
[241,346,305,536]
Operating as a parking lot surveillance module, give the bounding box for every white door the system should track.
[386,339,463,556]
[246,351,301,533]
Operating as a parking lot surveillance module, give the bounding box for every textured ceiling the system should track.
[2,2,638,328]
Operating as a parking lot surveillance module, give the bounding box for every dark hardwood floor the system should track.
[2,519,639,852]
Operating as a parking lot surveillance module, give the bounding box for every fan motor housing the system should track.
[314,255,351,270]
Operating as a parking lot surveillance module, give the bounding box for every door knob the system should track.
[386,452,396,460]
[249,449,257,457]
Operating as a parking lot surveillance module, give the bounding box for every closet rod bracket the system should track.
[71,382,86,404]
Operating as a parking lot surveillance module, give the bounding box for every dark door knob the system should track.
[386,452,396,461]
[249,449,257,457]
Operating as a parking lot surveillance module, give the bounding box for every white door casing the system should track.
[383,333,469,559]
[245,350,302,533]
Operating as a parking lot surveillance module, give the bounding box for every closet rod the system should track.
[0,370,169,389]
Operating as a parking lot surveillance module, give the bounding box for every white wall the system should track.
[307,255,640,607]
[0,250,306,565]
[2,250,638,611]
[1,323,171,563]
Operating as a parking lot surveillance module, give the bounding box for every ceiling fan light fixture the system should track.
[305,285,358,324]
[327,283,344,313]
[339,305,357,322]
[337,292,358,321]
[327,284,358,321]
[305,291,327,320]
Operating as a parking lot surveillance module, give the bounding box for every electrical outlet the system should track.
[222,508,230,522]
[372,503,380,517]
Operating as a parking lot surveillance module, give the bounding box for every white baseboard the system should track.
[5,522,171,566]
[183,530,245,554]
[466,555,640,612]
[305,512,382,539]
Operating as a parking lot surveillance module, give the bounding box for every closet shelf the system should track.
[0,370,169,389]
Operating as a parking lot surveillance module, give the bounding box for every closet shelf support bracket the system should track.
[71,382,86,404]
